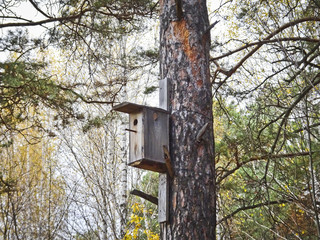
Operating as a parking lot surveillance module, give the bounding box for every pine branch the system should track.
[0,10,90,28]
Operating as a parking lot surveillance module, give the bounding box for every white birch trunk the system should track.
[102,125,111,240]
[119,36,128,239]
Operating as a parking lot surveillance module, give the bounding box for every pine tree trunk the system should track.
[159,0,216,239]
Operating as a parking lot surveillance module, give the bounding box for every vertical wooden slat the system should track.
[159,78,168,109]
[158,173,169,222]
[158,77,169,223]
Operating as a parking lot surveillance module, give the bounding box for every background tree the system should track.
[0,130,68,239]
[212,0,320,238]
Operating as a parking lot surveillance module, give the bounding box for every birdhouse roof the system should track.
[112,102,169,114]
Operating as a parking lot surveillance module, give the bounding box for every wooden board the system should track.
[113,102,169,114]
[158,173,169,222]
[158,77,169,223]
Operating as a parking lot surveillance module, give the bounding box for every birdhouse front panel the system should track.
[129,112,144,163]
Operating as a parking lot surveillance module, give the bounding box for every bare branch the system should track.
[270,73,320,154]
[28,0,52,19]
[217,199,294,224]
[130,189,158,205]
[212,17,320,80]
[0,10,90,29]
[217,151,311,184]
[211,37,320,62]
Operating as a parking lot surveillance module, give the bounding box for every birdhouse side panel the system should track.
[129,113,144,164]
[144,109,169,163]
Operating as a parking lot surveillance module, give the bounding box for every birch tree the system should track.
[0,132,68,239]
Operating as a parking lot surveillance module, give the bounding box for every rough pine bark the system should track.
[159,0,216,239]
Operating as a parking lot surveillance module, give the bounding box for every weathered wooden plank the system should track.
[159,76,170,224]
[112,102,143,113]
[145,109,169,163]
[158,173,169,222]
[159,78,169,110]
[113,102,169,114]
[129,112,144,163]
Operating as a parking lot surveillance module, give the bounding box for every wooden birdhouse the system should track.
[112,102,169,173]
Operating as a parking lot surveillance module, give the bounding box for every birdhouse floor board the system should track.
[128,159,167,173]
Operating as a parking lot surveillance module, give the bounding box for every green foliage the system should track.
[82,116,105,132]
[53,0,158,50]
[143,86,158,95]
[137,49,159,62]
[0,60,79,139]
[1,29,39,49]
[215,95,320,238]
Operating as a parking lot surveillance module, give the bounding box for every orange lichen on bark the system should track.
[172,20,202,84]
[172,20,197,63]
[197,80,203,87]
[172,191,177,210]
